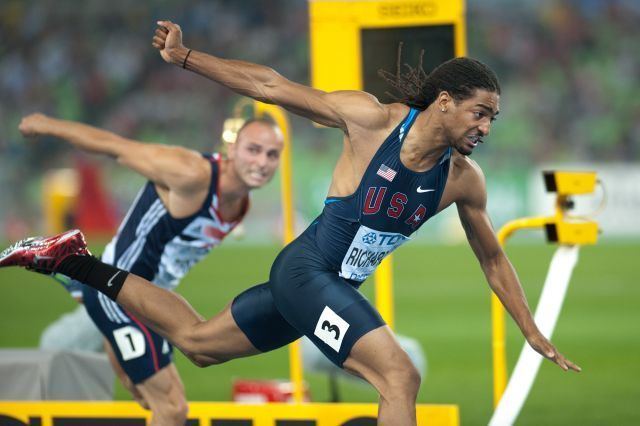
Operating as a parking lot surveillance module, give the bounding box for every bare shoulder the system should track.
[449,153,487,206]
[326,90,398,133]
[453,154,484,179]
[176,146,212,180]
[160,145,212,191]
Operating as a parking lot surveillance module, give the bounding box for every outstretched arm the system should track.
[456,163,580,372]
[19,113,208,193]
[152,21,388,133]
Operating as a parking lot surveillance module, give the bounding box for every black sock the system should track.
[56,255,128,301]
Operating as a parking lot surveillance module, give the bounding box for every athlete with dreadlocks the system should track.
[1,21,580,426]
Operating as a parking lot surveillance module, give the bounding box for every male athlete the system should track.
[16,112,283,426]
[1,21,579,426]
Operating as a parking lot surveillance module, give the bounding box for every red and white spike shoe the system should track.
[0,229,91,273]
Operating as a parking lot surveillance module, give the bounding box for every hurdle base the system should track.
[0,401,459,425]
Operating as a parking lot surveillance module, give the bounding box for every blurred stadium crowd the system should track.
[471,0,640,165]
[0,0,638,239]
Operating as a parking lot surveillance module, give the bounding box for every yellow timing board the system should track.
[543,170,598,195]
[310,0,467,98]
[0,401,459,426]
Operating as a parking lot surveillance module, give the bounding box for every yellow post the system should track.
[492,217,548,407]
[42,169,79,234]
[253,103,296,243]
[374,256,395,329]
[253,101,305,403]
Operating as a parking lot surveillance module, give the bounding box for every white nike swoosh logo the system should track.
[107,271,121,287]
[34,255,55,262]
[417,187,435,193]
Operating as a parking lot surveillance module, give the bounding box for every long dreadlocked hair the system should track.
[378,43,501,110]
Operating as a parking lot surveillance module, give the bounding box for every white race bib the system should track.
[314,306,350,352]
[113,326,146,361]
[340,225,409,282]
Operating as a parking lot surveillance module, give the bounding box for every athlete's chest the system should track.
[356,150,450,234]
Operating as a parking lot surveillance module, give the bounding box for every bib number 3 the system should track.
[314,306,350,352]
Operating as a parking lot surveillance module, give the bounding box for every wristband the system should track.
[182,49,193,69]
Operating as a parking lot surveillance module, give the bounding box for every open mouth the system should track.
[249,171,268,181]
[466,135,483,147]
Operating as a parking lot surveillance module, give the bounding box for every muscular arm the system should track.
[19,113,209,193]
[456,162,580,372]
[153,21,388,133]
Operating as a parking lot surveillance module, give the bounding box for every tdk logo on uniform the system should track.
[347,232,407,271]
[341,225,410,282]
[360,232,407,247]
[362,232,377,244]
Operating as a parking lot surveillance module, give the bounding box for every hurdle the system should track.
[489,171,599,425]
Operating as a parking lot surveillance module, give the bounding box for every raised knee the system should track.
[154,392,188,422]
[383,363,421,399]
[406,363,422,394]
[170,398,189,422]
[175,398,189,421]
[399,363,421,392]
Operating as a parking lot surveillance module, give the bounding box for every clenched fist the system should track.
[19,113,52,137]
[153,20,188,65]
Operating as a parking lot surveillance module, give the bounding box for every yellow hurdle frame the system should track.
[492,216,549,406]
[253,102,305,403]
[492,171,598,407]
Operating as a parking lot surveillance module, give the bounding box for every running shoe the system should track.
[0,229,90,273]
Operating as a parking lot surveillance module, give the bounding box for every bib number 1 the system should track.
[113,326,146,361]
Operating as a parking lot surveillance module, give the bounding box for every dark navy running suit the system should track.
[232,107,451,366]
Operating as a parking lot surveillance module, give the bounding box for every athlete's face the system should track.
[228,122,284,189]
[441,89,500,156]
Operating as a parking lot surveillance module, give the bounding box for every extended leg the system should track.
[0,230,294,367]
[343,327,421,426]
[104,339,150,410]
[99,273,262,367]
[135,364,188,426]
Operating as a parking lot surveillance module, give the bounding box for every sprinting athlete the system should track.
[17,113,283,426]
[1,21,579,426]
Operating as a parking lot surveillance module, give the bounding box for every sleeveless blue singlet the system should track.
[314,107,451,283]
[232,107,453,367]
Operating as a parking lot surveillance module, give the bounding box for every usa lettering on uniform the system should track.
[362,186,429,228]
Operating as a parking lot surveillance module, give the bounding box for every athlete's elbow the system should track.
[176,326,226,368]
[187,353,213,368]
[252,94,275,105]
[481,256,500,276]
[183,351,224,368]
[253,69,287,105]
[479,249,506,274]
